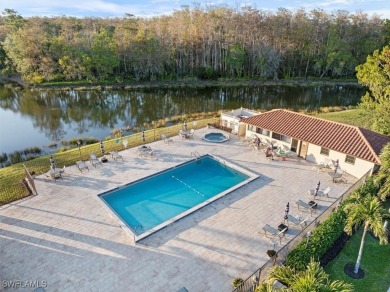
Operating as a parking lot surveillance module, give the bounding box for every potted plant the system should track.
[232,277,244,288]
[267,249,278,265]
[266,249,277,258]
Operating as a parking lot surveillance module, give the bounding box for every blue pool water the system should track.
[100,156,249,236]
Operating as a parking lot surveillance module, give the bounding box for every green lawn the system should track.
[315,109,374,130]
[324,228,390,292]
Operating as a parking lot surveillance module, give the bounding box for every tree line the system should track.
[0,7,389,83]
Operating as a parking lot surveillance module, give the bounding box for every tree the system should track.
[375,142,390,201]
[343,194,388,274]
[356,46,390,134]
[256,258,353,291]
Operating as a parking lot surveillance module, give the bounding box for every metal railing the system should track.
[0,117,220,206]
[232,169,371,292]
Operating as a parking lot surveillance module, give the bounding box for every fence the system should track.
[0,117,220,206]
[232,169,371,292]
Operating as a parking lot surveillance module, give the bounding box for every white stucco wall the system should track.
[306,144,374,178]
[220,114,239,133]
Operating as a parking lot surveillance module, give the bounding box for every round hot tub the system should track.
[203,132,229,143]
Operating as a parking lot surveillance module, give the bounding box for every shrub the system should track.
[285,208,347,270]
[196,66,219,80]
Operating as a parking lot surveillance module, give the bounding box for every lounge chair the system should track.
[285,214,308,230]
[76,160,89,172]
[109,151,123,161]
[317,186,331,197]
[259,224,287,244]
[312,159,330,172]
[89,154,103,168]
[296,199,317,215]
[161,133,174,144]
[308,186,331,198]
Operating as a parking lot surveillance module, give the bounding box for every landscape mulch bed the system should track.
[320,232,351,266]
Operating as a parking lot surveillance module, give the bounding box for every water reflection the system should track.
[0,85,364,153]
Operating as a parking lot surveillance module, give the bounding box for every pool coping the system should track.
[96,154,259,244]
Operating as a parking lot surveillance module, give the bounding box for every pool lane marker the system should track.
[171,175,204,196]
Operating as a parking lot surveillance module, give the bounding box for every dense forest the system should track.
[0,6,389,84]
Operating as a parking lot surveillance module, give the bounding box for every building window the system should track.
[345,155,356,165]
[320,147,330,156]
[248,125,255,132]
[256,127,270,136]
[271,132,291,143]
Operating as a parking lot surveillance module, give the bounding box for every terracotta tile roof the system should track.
[241,109,390,164]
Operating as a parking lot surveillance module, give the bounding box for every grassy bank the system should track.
[314,109,374,130]
[3,77,360,91]
[324,227,390,292]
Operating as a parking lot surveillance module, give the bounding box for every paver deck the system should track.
[0,127,356,291]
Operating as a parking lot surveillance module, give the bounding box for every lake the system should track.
[0,85,364,154]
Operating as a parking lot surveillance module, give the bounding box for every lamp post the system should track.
[77,140,81,160]
[305,231,312,248]
[120,128,124,148]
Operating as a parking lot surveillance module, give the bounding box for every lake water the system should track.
[0,85,364,154]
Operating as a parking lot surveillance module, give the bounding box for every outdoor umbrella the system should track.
[142,130,145,142]
[334,159,339,174]
[50,154,56,170]
[100,141,105,155]
[314,181,321,196]
[284,202,290,220]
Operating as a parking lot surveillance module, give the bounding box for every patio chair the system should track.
[76,160,89,172]
[259,224,287,244]
[285,214,308,230]
[161,133,174,144]
[89,153,103,168]
[187,129,195,139]
[59,165,66,176]
[140,149,155,158]
[109,151,123,161]
[296,199,317,215]
[139,146,154,158]
[179,130,187,139]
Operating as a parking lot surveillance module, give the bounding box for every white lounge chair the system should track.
[296,199,317,215]
[317,187,331,197]
[309,186,331,198]
[285,214,308,230]
[109,151,123,161]
[259,224,287,244]
[76,160,89,172]
[89,153,103,167]
[312,158,330,172]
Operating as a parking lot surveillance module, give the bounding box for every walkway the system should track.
[0,127,356,291]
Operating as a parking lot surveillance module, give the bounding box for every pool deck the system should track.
[0,127,356,291]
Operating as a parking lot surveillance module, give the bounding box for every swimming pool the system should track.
[99,155,257,242]
[203,132,230,143]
